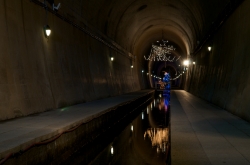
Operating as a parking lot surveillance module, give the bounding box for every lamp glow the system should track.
[131,65,133,68]
[183,60,190,66]
[111,57,114,61]
[208,46,212,51]
[131,125,133,131]
[111,146,114,155]
[44,25,51,37]
[193,62,196,65]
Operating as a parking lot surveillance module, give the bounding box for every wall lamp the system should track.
[44,25,51,38]
[208,45,212,51]
[110,56,114,61]
[131,65,133,68]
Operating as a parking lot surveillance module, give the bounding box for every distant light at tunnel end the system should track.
[183,60,190,66]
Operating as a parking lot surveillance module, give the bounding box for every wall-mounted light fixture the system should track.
[44,25,51,38]
[193,62,196,65]
[111,146,114,155]
[110,56,114,61]
[142,70,144,73]
[208,45,212,51]
[130,59,133,68]
[43,1,51,38]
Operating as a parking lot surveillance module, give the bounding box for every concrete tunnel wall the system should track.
[0,0,140,121]
[185,0,250,122]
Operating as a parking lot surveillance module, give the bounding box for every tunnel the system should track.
[1,0,250,164]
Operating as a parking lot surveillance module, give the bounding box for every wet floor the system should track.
[64,91,170,165]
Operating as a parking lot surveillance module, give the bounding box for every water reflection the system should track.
[74,91,171,165]
[144,89,170,155]
[144,128,169,153]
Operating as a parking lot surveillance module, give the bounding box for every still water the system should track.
[90,91,170,165]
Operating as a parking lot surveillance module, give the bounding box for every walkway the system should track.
[171,90,250,165]
[0,89,154,163]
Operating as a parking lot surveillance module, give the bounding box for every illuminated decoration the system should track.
[144,128,169,153]
[144,40,179,61]
[170,73,182,80]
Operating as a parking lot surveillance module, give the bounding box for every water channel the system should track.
[64,91,170,165]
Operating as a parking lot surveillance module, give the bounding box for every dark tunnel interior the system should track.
[1,0,250,164]
[0,0,249,122]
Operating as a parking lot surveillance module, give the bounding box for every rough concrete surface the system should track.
[185,0,250,122]
[0,0,140,120]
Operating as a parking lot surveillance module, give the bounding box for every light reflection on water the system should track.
[144,128,169,153]
[90,91,171,165]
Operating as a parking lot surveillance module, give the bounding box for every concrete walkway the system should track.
[171,90,250,165]
[0,89,154,162]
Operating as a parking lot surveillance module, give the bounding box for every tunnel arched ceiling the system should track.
[66,0,232,75]
[98,0,205,57]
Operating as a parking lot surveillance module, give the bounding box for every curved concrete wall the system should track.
[186,0,250,121]
[0,0,140,120]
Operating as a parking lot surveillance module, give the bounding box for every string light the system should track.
[144,40,179,62]
[170,73,182,80]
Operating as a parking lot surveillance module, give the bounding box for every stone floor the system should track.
[171,90,250,165]
[0,89,153,162]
